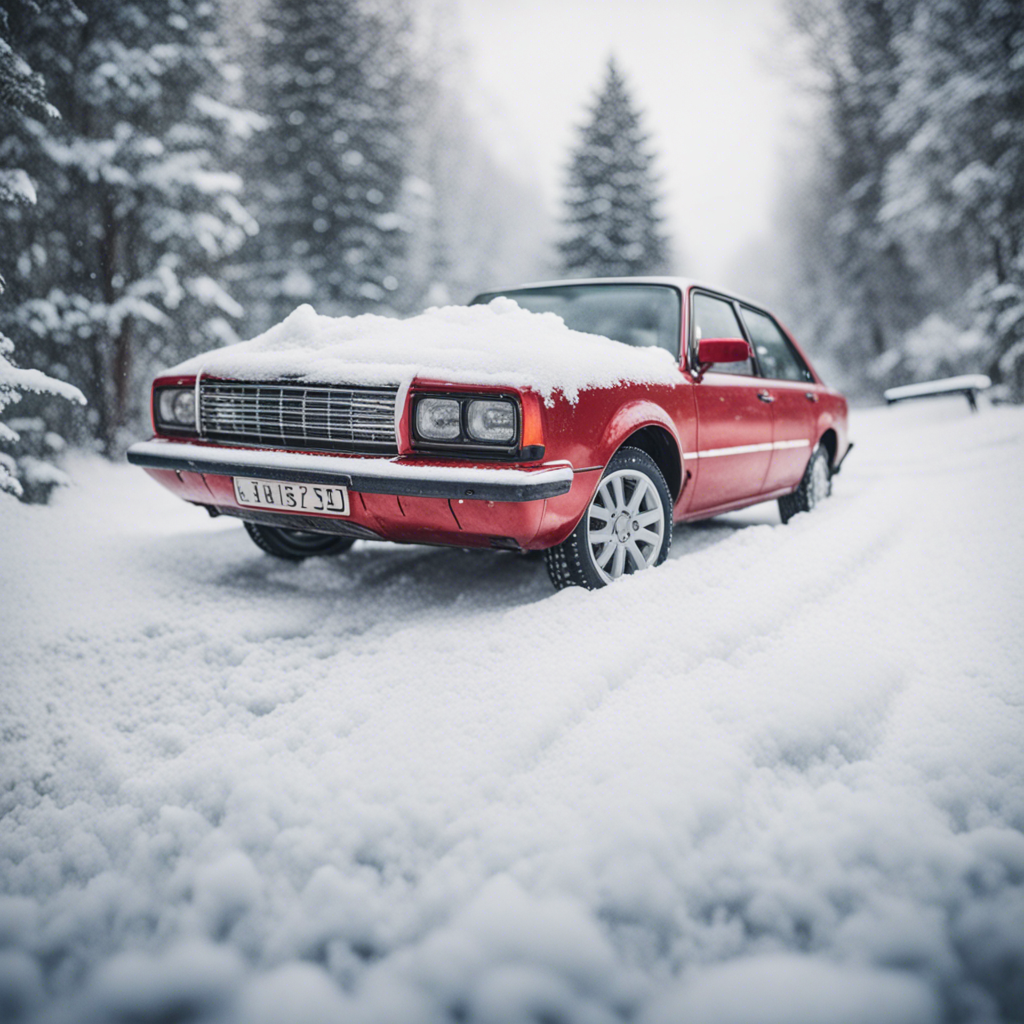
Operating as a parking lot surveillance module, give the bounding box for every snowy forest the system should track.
[1,0,1023,486]
[759,0,1024,405]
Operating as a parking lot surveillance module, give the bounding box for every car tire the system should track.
[778,444,831,524]
[244,521,356,560]
[544,446,673,590]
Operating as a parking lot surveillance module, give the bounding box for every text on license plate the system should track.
[233,477,349,516]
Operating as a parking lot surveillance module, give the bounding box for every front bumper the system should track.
[126,440,574,502]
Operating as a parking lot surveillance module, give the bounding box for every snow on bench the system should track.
[884,374,992,412]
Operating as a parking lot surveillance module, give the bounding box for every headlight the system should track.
[466,400,516,443]
[156,388,196,429]
[415,397,461,440]
[412,393,520,449]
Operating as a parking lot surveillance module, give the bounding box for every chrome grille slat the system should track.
[199,381,398,454]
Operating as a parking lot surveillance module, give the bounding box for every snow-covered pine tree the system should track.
[0,332,85,498]
[882,0,1024,396]
[0,0,257,451]
[787,0,930,371]
[559,57,671,278]
[0,0,86,498]
[0,2,64,214]
[783,0,1024,398]
[235,0,412,331]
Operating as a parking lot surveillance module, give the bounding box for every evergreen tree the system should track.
[788,0,928,364]
[235,0,412,331]
[559,57,670,278]
[0,0,86,497]
[783,0,1024,398]
[883,0,1024,391]
[0,0,256,450]
[0,2,60,214]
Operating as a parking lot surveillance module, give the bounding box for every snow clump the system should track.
[166,299,683,404]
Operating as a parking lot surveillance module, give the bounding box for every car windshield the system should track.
[472,284,681,358]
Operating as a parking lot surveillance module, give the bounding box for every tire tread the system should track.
[244,521,355,560]
[778,445,830,524]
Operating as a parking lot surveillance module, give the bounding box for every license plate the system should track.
[233,477,349,516]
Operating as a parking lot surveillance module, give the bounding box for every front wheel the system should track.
[545,447,673,590]
[244,521,356,560]
[778,444,831,524]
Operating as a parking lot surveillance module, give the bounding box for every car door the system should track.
[739,305,817,492]
[687,290,774,512]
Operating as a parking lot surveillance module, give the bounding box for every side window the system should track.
[691,293,754,376]
[740,307,812,382]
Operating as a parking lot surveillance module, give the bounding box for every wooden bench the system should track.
[884,374,992,413]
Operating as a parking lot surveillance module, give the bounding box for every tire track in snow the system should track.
[407,479,910,931]
[491,482,904,777]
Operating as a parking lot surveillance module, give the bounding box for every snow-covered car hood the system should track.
[166,299,682,404]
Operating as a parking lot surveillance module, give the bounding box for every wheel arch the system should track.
[595,399,685,501]
[617,425,683,500]
[818,427,838,470]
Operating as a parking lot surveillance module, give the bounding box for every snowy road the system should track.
[2,398,1024,1024]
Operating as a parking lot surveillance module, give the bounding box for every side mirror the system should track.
[695,338,752,381]
[697,338,752,365]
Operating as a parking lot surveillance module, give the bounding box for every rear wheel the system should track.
[778,444,831,524]
[244,521,356,561]
[545,447,672,590]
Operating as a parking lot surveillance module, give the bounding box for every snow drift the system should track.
[166,299,683,403]
[1,398,1023,1024]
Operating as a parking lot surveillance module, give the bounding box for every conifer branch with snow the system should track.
[0,330,84,496]
[1,0,87,497]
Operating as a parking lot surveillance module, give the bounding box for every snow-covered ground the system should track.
[2,397,1023,1024]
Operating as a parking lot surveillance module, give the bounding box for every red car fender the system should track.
[813,392,851,466]
[814,407,836,443]
[769,319,850,468]
[596,398,685,477]
[536,393,692,549]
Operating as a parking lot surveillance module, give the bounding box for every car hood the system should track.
[165,299,681,404]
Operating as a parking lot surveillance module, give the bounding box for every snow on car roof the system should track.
[166,297,684,404]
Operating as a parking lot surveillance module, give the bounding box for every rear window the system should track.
[740,306,813,382]
[473,284,681,358]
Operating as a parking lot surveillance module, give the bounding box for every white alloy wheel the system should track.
[544,447,673,590]
[586,468,667,584]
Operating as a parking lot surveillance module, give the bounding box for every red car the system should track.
[127,278,851,589]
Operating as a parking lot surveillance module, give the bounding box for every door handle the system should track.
[805,392,819,403]
[757,391,774,403]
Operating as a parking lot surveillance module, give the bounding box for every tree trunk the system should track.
[98,195,118,453]
[111,319,133,441]
[991,234,1007,285]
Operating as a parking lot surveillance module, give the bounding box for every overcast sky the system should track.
[455,0,804,283]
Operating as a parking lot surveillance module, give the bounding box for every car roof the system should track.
[480,276,767,311]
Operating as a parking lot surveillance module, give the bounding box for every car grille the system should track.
[199,381,399,454]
